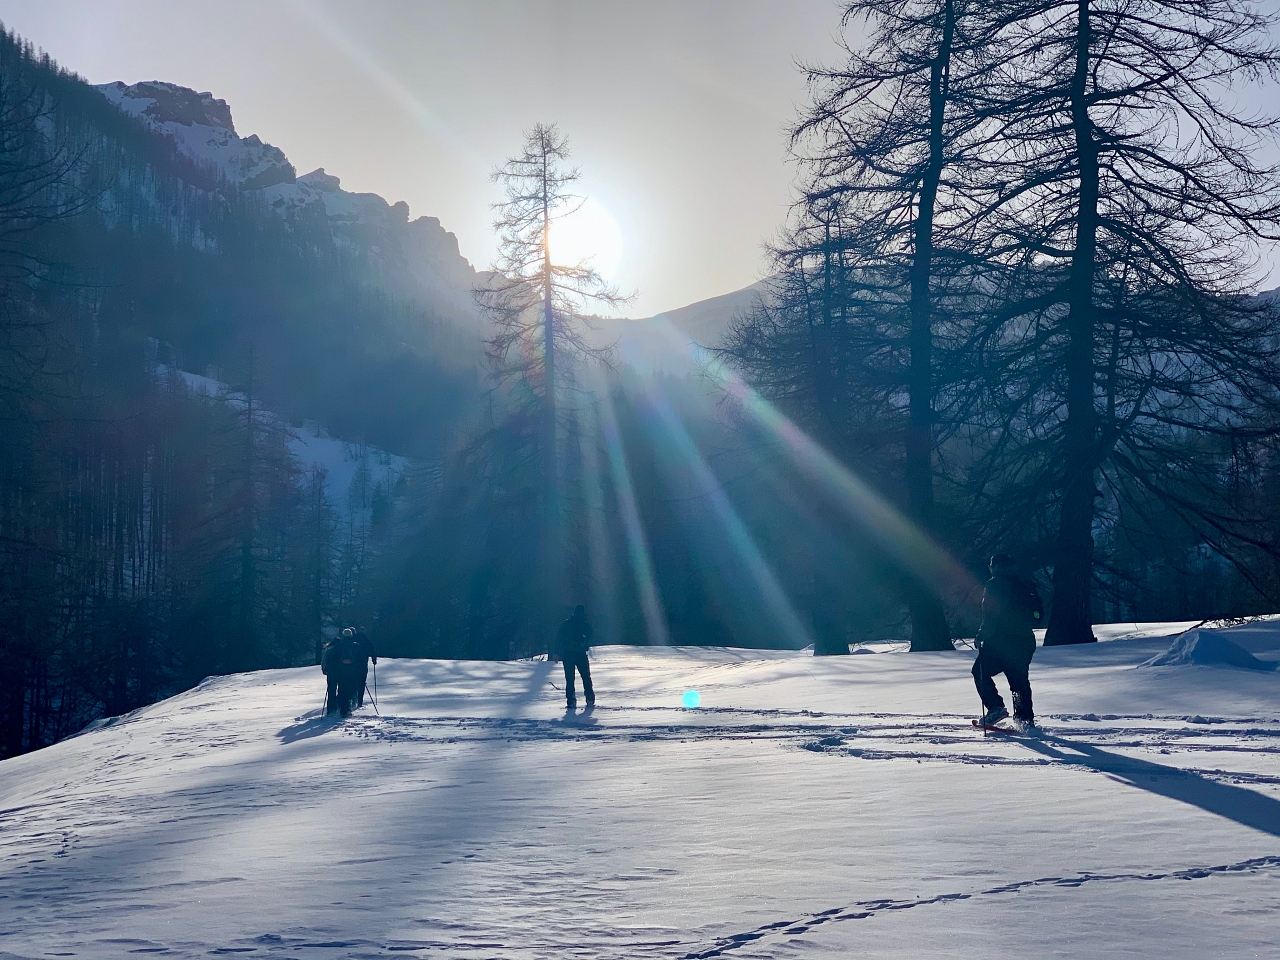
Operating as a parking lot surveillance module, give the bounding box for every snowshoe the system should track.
[972,715,1041,736]
[978,706,1009,727]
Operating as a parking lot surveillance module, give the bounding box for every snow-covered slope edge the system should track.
[1,621,1277,958]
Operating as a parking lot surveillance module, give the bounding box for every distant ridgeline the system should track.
[2,26,484,454]
[0,26,480,756]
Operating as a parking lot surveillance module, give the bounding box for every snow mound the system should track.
[1140,627,1278,671]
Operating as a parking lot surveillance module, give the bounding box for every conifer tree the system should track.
[729,0,992,649]
[475,124,626,643]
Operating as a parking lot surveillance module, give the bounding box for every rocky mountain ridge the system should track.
[95,79,481,322]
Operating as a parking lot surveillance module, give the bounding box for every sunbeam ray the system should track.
[642,386,813,650]
[277,0,471,159]
[642,316,979,599]
[599,391,670,646]
[578,397,623,645]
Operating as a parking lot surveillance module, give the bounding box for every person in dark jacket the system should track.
[973,554,1044,727]
[321,629,368,717]
[345,627,376,708]
[556,604,595,708]
[320,636,344,716]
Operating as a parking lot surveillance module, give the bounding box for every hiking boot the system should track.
[979,705,1009,727]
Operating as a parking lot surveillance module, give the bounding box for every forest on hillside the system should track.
[0,30,480,755]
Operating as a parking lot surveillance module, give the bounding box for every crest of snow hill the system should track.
[95,80,481,321]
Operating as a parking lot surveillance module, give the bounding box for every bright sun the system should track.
[548,197,624,281]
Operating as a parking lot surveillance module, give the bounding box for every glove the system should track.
[372,657,378,665]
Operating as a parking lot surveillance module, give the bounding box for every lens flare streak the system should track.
[644,316,977,596]
[645,389,813,650]
[279,0,470,158]
[600,392,670,646]
[580,401,622,645]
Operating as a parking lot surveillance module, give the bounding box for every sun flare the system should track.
[548,197,624,280]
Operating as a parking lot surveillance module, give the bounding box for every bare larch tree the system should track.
[475,123,627,641]
[971,0,1280,643]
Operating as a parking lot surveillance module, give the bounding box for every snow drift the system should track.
[1140,626,1279,671]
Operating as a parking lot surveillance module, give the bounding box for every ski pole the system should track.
[365,682,380,715]
[372,660,378,707]
[976,643,986,738]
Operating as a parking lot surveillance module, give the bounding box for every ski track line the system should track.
[328,713,1280,787]
[27,856,1280,959]
[18,853,1272,960]
[681,855,1280,959]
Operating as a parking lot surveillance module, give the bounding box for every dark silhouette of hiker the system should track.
[556,604,595,708]
[344,627,376,707]
[973,554,1043,727]
[321,629,368,717]
[321,637,341,714]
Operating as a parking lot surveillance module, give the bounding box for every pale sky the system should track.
[0,0,850,316]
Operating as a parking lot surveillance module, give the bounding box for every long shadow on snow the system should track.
[1020,734,1280,838]
[276,710,343,744]
[17,661,564,956]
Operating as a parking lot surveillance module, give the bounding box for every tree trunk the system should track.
[2,651,25,757]
[541,152,560,650]
[905,0,955,651]
[312,474,326,665]
[239,369,258,669]
[1045,0,1099,645]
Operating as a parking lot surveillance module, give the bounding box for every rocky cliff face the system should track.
[96,81,295,189]
[94,80,480,323]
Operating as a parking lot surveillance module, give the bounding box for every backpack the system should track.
[1012,577,1044,628]
[558,617,591,655]
[338,635,364,665]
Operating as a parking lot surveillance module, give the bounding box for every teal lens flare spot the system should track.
[682,689,701,709]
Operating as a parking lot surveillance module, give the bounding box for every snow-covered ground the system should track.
[2,621,1278,958]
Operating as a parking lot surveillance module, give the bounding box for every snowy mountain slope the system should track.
[593,282,770,375]
[1,621,1277,958]
[94,80,480,320]
[648,281,770,346]
[158,365,407,516]
[261,167,479,315]
[97,81,295,189]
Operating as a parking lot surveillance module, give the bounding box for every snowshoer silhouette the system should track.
[321,629,369,717]
[973,554,1043,727]
[346,627,376,707]
[556,604,595,708]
